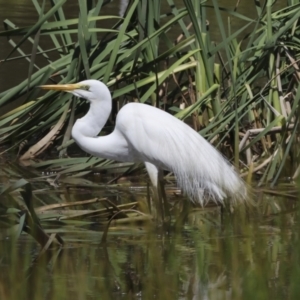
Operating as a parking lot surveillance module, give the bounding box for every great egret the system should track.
[40,80,247,206]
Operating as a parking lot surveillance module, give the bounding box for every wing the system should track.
[116,103,246,205]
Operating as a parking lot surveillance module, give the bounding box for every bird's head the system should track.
[40,79,111,102]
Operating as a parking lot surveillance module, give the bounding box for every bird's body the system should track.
[41,80,247,205]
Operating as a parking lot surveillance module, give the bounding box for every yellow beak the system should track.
[39,83,82,91]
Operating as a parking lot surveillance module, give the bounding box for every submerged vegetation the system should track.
[1,164,300,299]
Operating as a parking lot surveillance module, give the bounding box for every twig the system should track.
[241,150,278,177]
[276,51,287,118]
[239,123,295,151]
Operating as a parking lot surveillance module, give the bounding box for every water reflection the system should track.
[1,193,299,299]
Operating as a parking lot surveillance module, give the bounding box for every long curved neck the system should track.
[72,99,112,143]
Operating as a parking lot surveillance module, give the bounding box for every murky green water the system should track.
[1,181,300,299]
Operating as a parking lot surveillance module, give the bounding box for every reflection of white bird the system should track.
[41,80,246,206]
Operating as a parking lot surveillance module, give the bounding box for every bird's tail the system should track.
[171,138,247,206]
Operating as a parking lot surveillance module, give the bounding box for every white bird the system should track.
[41,79,247,206]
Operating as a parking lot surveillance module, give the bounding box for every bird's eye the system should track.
[81,85,90,91]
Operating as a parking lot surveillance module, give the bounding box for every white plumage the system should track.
[41,79,247,205]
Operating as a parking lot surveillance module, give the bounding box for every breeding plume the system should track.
[41,80,247,205]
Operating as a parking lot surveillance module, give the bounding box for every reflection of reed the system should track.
[1,196,296,299]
